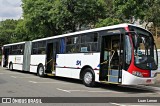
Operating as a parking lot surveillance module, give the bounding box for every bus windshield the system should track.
[131,30,158,70]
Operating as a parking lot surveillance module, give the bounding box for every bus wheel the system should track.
[9,63,13,71]
[82,68,96,87]
[37,64,45,77]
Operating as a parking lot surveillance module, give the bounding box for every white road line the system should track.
[110,103,125,106]
[0,73,21,75]
[57,88,71,93]
[29,81,37,83]
[56,88,123,93]
[11,76,38,79]
[88,91,122,93]
[28,80,72,84]
[129,105,158,106]
[16,77,39,79]
[68,90,87,92]
[11,76,17,78]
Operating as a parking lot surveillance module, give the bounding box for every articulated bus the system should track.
[1,23,158,87]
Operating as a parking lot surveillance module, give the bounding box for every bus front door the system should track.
[100,34,123,84]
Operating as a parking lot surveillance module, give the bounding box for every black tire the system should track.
[82,68,96,87]
[9,63,13,71]
[37,64,45,77]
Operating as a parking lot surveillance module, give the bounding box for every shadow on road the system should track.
[47,76,158,94]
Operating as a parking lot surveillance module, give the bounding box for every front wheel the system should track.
[82,68,96,87]
[37,64,45,77]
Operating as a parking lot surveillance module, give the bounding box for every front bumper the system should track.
[122,70,156,85]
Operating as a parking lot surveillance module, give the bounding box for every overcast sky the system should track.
[0,0,22,21]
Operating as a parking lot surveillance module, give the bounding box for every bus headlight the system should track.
[132,71,143,77]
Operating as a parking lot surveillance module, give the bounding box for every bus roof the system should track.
[32,23,148,42]
[3,41,25,47]
[32,23,128,42]
[2,23,149,46]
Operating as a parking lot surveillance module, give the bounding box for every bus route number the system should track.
[76,60,81,66]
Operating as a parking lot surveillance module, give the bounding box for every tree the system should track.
[22,0,107,40]
[22,0,59,40]
[95,18,121,28]
[0,19,18,45]
[113,0,149,23]
[95,0,121,27]
[113,0,160,27]
[14,19,29,42]
[143,0,160,27]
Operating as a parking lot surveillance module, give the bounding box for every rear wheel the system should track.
[82,68,96,87]
[37,64,45,77]
[9,63,13,71]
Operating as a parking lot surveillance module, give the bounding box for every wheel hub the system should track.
[39,67,43,75]
[84,72,92,84]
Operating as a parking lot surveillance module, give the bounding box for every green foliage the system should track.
[14,19,29,42]
[22,0,57,39]
[1,0,160,46]
[142,0,160,27]
[113,0,160,27]
[113,0,147,22]
[22,0,107,38]
[95,18,121,28]
[0,19,18,45]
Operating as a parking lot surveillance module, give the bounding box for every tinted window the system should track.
[32,41,46,54]
[10,44,24,55]
[65,32,99,53]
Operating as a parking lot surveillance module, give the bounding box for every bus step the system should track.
[46,71,55,76]
[109,69,119,76]
[46,73,55,76]
[108,75,118,83]
[100,81,119,84]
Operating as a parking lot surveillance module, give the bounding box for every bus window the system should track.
[66,36,80,53]
[79,33,99,52]
[32,41,46,54]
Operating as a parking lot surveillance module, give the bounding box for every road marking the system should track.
[0,73,21,75]
[11,76,17,78]
[29,81,37,83]
[57,88,71,93]
[56,88,123,94]
[11,76,38,79]
[88,91,122,93]
[110,103,125,106]
[129,105,157,106]
[28,80,72,84]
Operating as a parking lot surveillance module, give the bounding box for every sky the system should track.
[0,0,22,21]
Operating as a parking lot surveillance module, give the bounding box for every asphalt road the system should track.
[0,67,160,106]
